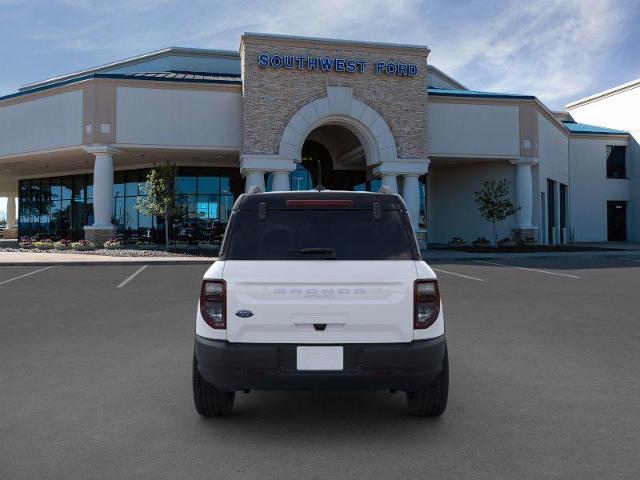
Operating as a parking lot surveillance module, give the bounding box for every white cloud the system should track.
[426,0,628,107]
[2,0,635,109]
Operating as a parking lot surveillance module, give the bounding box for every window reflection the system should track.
[18,167,241,246]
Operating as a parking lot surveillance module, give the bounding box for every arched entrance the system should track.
[291,124,375,191]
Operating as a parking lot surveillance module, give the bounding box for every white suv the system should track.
[193,190,448,416]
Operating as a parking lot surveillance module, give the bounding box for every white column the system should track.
[402,174,421,230]
[92,152,114,227]
[271,171,290,191]
[6,195,17,228]
[512,160,535,228]
[245,170,265,193]
[381,174,398,194]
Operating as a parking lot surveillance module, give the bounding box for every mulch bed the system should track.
[436,245,621,253]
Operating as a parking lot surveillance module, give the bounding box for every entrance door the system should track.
[547,179,555,244]
[607,201,627,241]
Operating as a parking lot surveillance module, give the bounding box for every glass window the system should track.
[61,177,73,200]
[219,176,231,195]
[73,199,85,233]
[606,146,626,179]
[419,176,427,231]
[139,211,154,229]
[17,167,242,245]
[197,195,218,219]
[226,208,415,261]
[86,198,94,226]
[49,177,61,202]
[291,164,312,190]
[60,199,72,238]
[113,197,125,229]
[175,175,197,194]
[125,170,139,196]
[125,196,139,230]
[49,200,61,237]
[73,175,86,202]
[113,171,125,199]
[219,195,234,222]
[87,175,94,199]
[198,176,219,195]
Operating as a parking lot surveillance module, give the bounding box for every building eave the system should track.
[19,47,241,93]
[427,65,467,90]
[1,73,242,105]
[565,78,640,109]
[241,32,430,56]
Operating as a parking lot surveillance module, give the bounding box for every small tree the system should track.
[474,179,519,246]
[136,161,182,250]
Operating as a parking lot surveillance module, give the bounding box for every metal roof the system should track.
[562,121,628,135]
[116,71,241,82]
[19,47,240,92]
[428,87,535,100]
[0,71,242,103]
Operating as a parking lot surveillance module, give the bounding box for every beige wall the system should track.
[427,102,520,157]
[0,90,83,157]
[115,86,242,148]
[428,161,517,243]
[240,35,428,159]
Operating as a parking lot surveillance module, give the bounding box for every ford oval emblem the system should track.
[235,310,254,318]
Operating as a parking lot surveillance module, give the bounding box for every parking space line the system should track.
[475,260,581,279]
[116,265,149,289]
[0,266,52,286]
[432,268,484,282]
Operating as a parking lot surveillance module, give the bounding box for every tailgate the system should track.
[223,260,417,344]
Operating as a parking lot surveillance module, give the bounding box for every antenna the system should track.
[315,157,324,191]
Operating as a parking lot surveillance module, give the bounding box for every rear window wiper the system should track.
[288,247,336,259]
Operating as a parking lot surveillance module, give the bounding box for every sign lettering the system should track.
[258,54,417,77]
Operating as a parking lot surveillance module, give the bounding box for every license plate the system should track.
[296,346,344,371]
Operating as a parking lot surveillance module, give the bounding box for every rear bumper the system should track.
[194,335,447,392]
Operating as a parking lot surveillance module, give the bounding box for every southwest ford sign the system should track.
[257,54,418,77]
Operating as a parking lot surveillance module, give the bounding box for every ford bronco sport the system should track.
[193,190,448,416]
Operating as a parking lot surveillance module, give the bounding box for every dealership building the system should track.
[0,33,637,247]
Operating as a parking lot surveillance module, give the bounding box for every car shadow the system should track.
[191,390,447,441]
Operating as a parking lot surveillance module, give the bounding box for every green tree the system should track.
[474,179,519,246]
[136,161,182,250]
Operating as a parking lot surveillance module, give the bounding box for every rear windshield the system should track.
[223,208,417,260]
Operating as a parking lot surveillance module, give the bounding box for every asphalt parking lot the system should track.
[1,257,640,479]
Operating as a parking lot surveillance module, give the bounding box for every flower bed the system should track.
[54,239,73,250]
[103,239,123,250]
[71,240,96,251]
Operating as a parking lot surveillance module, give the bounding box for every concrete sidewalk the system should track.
[423,248,640,261]
[2,249,640,265]
[0,251,216,266]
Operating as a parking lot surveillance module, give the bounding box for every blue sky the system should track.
[1,0,639,107]
[1,0,640,216]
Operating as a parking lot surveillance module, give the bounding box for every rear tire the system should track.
[406,349,449,417]
[192,356,235,417]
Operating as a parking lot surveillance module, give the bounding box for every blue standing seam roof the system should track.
[427,87,535,100]
[0,71,242,102]
[561,121,628,135]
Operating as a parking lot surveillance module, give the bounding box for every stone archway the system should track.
[278,86,398,166]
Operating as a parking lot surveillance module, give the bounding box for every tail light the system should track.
[200,280,226,329]
[414,279,440,329]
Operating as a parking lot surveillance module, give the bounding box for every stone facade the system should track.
[240,34,429,160]
[1,227,18,239]
[511,227,539,243]
[84,226,117,246]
